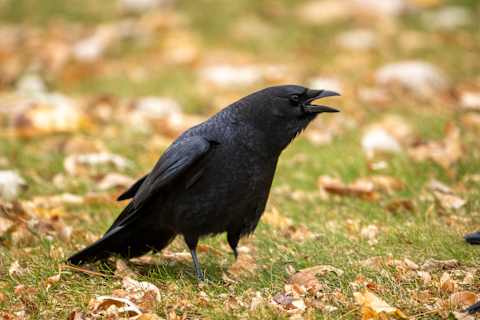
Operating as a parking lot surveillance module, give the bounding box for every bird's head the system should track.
[235,85,340,152]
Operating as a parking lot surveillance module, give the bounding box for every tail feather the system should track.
[68,231,121,264]
[68,226,176,265]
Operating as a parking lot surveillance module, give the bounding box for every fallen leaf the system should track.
[228,253,257,278]
[249,291,264,310]
[296,0,352,25]
[317,175,378,200]
[67,310,85,320]
[417,271,432,285]
[452,311,475,320]
[282,224,315,242]
[375,60,449,97]
[0,171,27,201]
[89,295,142,318]
[440,272,456,293]
[46,274,61,290]
[362,128,402,157]
[354,290,408,320]
[336,29,377,51]
[122,276,161,311]
[408,123,462,169]
[115,259,137,279]
[263,207,292,229]
[385,199,415,213]
[137,314,163,320]
[423,6,472,31]
[271,292,306,315]
[64,152,132,176]
[97,173,134,191]
[352,0,408,17]
[360,225,380,245]
[9,260,26,277]
[460,91,480,111]
[449,291,477,308]
[421,259,459,271]
[433,192,466,211]
[289,265,343,293]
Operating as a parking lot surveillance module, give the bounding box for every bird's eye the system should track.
[290,94,300,103]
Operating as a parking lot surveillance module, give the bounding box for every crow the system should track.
[464,231,480,245]
[68,85,340,280]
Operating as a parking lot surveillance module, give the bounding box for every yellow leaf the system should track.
[354,290,408,320]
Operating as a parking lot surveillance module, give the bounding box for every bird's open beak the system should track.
[303,89,340,113]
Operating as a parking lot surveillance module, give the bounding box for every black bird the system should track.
[465,301,480,314]
[68,85,340,280]
[464,231,480,245]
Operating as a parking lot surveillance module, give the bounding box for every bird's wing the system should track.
[105,136,215,233]
[117,174,148,201]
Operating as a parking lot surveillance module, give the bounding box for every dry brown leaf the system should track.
[417,271,432,285]
[89,295,142,318]
[249,291,264,310]
[138,314,163,320]
[9,260,26,277]
[97,173,134,191]
[421,259,459,271]
[385,199,415,214]
[366,175,404,193]
[45,274,61,290]
[449,291,478,308]
[11,95,86,136]
[318,175,378,200]
[354,290,408,320]
[32,193,84,207]
[408,123,462,169]
[67,310,85,320]
[263,207,292,229]
[360,225,380,245]
[283,224,315,242]
[318,175,403,201]
[433,192,466,211]
[115,259,137,279]
[228,253,257,278]
[440,272,456,293]
[0,215,14,237]
[161,250,191,262]
[122,276,161,311]
[271,292,306,315]
[64,152,132,176]
[296,0,352,25]
[362,127,402,157]
[452,311,475,320]
[0,170,27,201]
[289,265,343,293]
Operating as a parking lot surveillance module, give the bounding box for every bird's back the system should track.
[146,108,279,237]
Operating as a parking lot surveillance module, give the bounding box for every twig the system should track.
[60,264,108,277]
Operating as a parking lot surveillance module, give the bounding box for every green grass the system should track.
[1,0,480,319]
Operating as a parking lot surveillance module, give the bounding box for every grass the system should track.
[1,0,480,319]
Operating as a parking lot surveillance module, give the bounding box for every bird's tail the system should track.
[67,234,116,265]
[68,202,176,265]
[68,227,176,265]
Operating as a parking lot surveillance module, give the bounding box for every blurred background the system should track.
[0,0,479,191]
[1,0,480,318]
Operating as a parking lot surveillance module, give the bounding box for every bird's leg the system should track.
[227,231,240,260]
[184,235,204,281]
